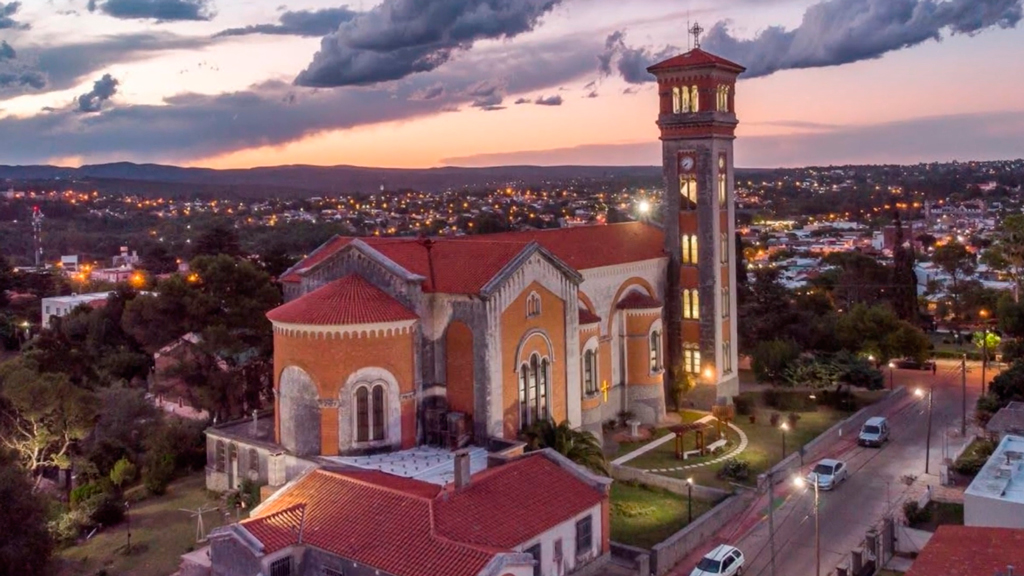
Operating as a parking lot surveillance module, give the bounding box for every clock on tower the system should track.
[646,29,745,403]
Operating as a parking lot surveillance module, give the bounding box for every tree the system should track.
[0,449,53,576]
[0,253,13,308]
[138,242,179,275]
[752,340,801,385]
[109,457,137,489]
[974,331,1002,360]
[982,214,1024,302]
[0,362,96,472]
[835,304,929,362]
[980,361,1024,423]
[193,224,241,258]
[522,420,608,476]
[891,216,919,321]
[932,241,977,332]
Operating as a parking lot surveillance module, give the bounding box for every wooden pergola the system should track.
[668,422,713,460]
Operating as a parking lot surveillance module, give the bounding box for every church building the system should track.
[204,41,745,493]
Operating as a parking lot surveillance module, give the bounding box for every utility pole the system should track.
[981,324,988,396]
[961,354,967,437]
[925,385,934,475]
[767,471,777,576]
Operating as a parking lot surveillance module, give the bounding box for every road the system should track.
[732,359,993,576]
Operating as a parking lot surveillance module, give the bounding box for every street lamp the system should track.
[780,421,789,459]
[887,361,895,390]
[794,473,821,576]
[686,477,694,524]
[916,386,935,475]
[980,309,990,395]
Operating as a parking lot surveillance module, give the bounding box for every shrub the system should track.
[787,413,801,429]
[109,457,137,489]
[48,508,91,544]
[69,483,105,509]
[762,389,818,412]
[733,394,753,416]
[903,501,930,526]
[769,412,781,427]
[953,439,997,476]
[617,410,636,427]
[717,458,750,482]
[143,453,176,496]
[83,493,125,527]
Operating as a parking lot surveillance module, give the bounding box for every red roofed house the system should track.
[204,43,745,496]
[203,449,611,576]
[904,525,1024,576]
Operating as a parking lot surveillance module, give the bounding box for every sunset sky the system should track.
[1,0,1023,169]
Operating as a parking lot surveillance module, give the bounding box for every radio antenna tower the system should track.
[32,206,44,268]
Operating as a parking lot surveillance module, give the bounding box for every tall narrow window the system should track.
[215,441,225,472]
[519,366,529,427]
[722,287,731,319]
[682,86,692,112]
[680,176,697,210]
[684,345,701,374]
[672,86,682,114]
[723,340,733,374]
[248,448,259,475]
[576,516,593,555]
[538,359,549,421]
[681,236,691,265]
[721,232,730,265]
[650,330,662,372]
[526,544,542,576]
[690,235,699,264]
[583,349,598,395]
[690,86,699,112]
[682,290,691,320]
[356,387,369,442]
[718,157,727,207]
[371,385,385,441]
[269,558,292,576]
[527,292,541,318]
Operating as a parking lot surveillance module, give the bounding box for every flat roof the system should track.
[41,291,114,304]
[323,445,490,486]
[965,434,1024,505]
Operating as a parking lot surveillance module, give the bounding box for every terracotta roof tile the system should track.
[905,526,1024,576]
[241,504,304,553]
[647,48,746,73]
[616,291,663,310]
[434,454,605,549]
[579,309,602,325]
[266,274,417,325]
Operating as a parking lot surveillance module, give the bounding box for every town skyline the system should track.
[1,0,1023,169]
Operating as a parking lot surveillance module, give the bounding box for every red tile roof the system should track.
[266,274,417,325]
[579,309,602,325]
[434,453,605,549]
[905,526,1024,576]
[616,291,663,310]
[280,222,666,291]
[238,453,606,576]
[647,48,746,74]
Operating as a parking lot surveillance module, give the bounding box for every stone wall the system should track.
[611,464,732,502]
[649,493,752,575]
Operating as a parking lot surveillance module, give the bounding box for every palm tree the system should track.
[522,419,609,476]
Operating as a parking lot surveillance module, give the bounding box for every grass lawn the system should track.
[609,481,714,549]
[54,473,231,576]
[613,411,704,460]
[621,412,741,471]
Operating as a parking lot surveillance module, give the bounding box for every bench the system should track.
[707,438,728,453]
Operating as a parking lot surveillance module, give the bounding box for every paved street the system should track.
[669,359,997,576]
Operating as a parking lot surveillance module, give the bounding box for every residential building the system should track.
[201,449,611,576]
[40,291,113,327]
[964,434,1024,528]
[904,525,1024,576]
[986,402,1024,442]
[204,44,745,492]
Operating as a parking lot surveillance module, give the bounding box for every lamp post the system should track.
[915,387,935,475]
[125,501,131,554]
[887,361,895,390]
[980,309,990,395]
[686,477,694,524]
[780,421,789,459]
[794,473,821,576]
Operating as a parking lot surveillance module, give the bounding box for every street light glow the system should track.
[780,422,789,431]
[915,388,925,398]
[637,200,651,215]
[793,476,806,488]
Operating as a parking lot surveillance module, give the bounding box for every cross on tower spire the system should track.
[689,21,704,49]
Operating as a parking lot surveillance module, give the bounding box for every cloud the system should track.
[88,0,215,21]
[0,39,46,90]
[1,33,212,98]
[467,79,504,110]
[704,0,1024,78]
[295,0,565,87]
[0,33,602,164]
[585,90,598,98]
[410,83,445,100]
[214,7,358,37]
[0,41,14,60]
[535,94,562,106]
[0,1,28,29]
[598,30,678,84]
[77,74,119,113]
[514,97,531,104]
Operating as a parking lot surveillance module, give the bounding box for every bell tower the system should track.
[648,26,744,402]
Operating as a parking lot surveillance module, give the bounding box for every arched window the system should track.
[721,232,730,265]
[248,448,259,475]
[527,292,542,318]
[519,354,550,428]
[215,440,226,472]
[683,289,700,320]
[684,344,701,375]
[680,175,697,210]
[583,349,598,396]
[681,86,692,112]
[723,340,733,374]
[372,385,385,441]
[672,86,682,114]
[682,235,698,265]
[722,287,731,319]
[682,290,691,319]
[718,156,727,207]
[649,330,663,372]
[356,387,369,442]
[690,86,699,112]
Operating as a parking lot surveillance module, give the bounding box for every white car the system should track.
[807,458,849,491]
[690,544,745,576]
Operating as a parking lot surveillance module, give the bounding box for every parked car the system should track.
[892,358,935,371]
[690,544,745,576]
[858,416,890,447]
[807,459,849,490]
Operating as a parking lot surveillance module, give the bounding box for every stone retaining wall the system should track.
[611,464,732,502]
[649,493,752,575]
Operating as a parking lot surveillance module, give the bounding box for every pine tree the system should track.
[891,214,919,322]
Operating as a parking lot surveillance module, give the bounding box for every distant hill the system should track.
[0,163,663,198]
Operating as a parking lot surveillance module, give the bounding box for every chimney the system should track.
[454,449,471,489]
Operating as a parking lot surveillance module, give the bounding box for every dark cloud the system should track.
[583,80,595,90]
[467,79,504,109]
[514,97,531,104]
[0,70,45,89]
[704,0,1023,78]
[409,83,445,100]
[535,94,562,106]
[214,7,358,38]
[77,74,119,113]
[585,90,598,98]
[295,0,565,87]
[0,41,14,60]
[88,0,214,21]
[1,33,212,98]
[598,30,678,84]
[0,1,28,29]
[0,33,601,164]
[622,86,639,95]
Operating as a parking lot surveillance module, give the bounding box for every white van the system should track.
[858,417,889,447]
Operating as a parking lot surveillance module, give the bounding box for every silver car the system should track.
[807,459,849,490]
[690,544,745,576]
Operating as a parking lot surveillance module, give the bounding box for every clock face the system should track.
[679,156,695,172]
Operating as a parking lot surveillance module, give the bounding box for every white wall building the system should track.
[964,434,1024,528]
[41,291,114,327]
